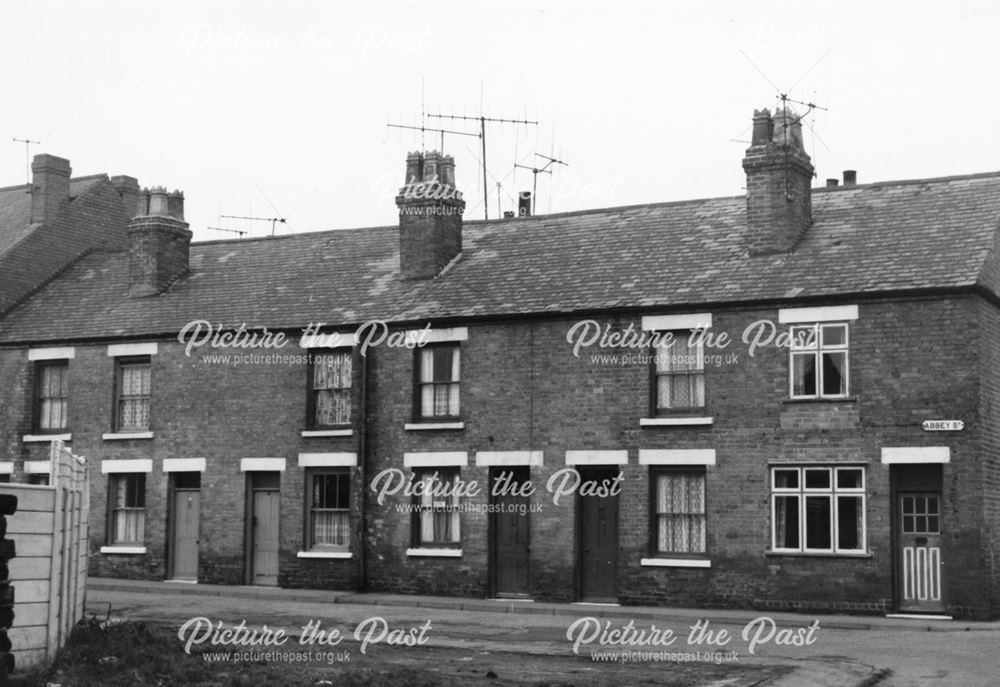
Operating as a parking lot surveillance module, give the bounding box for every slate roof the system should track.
[0,176,106,256]
[2,171,1000,344]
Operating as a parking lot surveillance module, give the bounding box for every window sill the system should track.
[100,546,147,555]
[406,548,462,557]
[23,433,72,443]
[641,557,711,568]
[404,422,465,431]
[102,432,154,441]
[301,429,353,437]
[296,551,352,559]
[639,417,713,427]
[765,550,872,558]
[782,396,858,405]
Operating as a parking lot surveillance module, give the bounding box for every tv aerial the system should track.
[514,153,568,215]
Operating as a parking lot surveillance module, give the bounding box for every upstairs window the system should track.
[652,333,705,412]
[416,345,460,420]
[115,357,151,432]
[790,324,849,399]
[309,350,352,428]
[35,360,69,432]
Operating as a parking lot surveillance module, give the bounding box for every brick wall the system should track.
[0,292,996,617]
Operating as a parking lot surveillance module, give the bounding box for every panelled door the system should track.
[578,467,619,602]
[169,472,201,581]
[247,472,280,586]
[491,467,530,597]
[897,492,945,613]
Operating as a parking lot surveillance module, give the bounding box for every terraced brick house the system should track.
[1,109,1000,619]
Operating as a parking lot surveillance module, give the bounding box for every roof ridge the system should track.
[813,170,1000,193]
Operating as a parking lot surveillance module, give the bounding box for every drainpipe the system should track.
[357,349,369,592]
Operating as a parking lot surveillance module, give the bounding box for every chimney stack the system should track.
[742,107,814,255]
[842,170,857,186]
[128,185,192,297]
[395,150,466,279]
[825,178,839,188]
[111,175,143,218]
[30,154,71,224]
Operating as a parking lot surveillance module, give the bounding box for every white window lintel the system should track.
[101,459,153,474]
[298,453,357,468]
[28,347,75,361]
[240,458,287,472]
[778,305,858,324]
[107,342,159,357]
[641,313,713,331]
[403,452,468,468]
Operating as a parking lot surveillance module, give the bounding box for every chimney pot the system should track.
[518,191,533,217]
[750,109,774,146]
[30,154,72,224]
[826,178,839,188]
[843,170,857,186]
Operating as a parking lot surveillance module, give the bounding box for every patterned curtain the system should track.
[656,336,705,409]
[119,365,151,430]
[314,352,352,425]
[656,473,706,553]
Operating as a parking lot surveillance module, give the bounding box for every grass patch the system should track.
[21,619,459,687]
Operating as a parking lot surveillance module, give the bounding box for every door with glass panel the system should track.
[897,493,944,613]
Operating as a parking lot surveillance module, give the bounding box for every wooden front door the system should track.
[491,467,530,597]
[897,492,945,613]
[170,473,200,581]
[578,468,619,602]
[247,472,280,586]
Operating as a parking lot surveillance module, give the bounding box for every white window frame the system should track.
[789,323,850,400]
[770,466,866,554]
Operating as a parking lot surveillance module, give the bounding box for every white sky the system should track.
[3,1,999,241]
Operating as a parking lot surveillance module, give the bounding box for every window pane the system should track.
[791,326,817,349]
[774,495,799,548]
[420,385,434,417]
[419,349,435,383]
[312,510,349,547]
[805,496,832,549]
[821,324,847,347]
[773,468,799,489]
[792,353,817,396]
[836,468,862,489]
[804,468,831,490]
[822,351,847,396]
[432,348,455,383]
[837,496,863,550]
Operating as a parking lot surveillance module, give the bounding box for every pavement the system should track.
[86,577,1000,686]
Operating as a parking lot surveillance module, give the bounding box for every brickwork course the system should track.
[2,108,1000,619]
